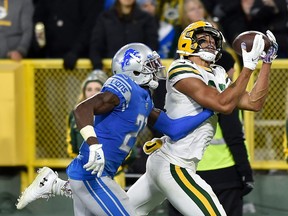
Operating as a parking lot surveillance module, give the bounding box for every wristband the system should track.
[80,125,96,141]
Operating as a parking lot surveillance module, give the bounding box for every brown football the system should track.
[232,31,271,56]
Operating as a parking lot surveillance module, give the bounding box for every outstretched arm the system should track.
[175,34,265,114]
[237,63,270,111]
[148,108,214,141]
[238,30,278,111]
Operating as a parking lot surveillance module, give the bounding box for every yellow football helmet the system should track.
[177,21,224,62]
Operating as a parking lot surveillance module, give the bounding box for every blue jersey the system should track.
[67,74,153,180]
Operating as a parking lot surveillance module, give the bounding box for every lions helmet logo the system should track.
[120,48,141,70]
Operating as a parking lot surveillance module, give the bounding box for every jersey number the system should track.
[119,114,147,153]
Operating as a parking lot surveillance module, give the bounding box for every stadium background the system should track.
[0,58,288,215]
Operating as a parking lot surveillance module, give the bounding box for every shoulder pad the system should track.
[167,59,201,80]
[211,64,225,72]
[103,74,132,102]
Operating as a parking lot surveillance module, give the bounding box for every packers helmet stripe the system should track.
[168,65,203,80]
[170,164,221,216]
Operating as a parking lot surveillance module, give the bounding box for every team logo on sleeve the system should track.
[120,49,141,70]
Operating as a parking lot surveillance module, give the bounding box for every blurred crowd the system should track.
[0,0,287,69]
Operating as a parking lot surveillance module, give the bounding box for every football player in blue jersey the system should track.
[16,42,214,215]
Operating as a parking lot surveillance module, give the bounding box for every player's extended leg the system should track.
[71,186,94,216]
[16,167,72,209]
[69,176,135,216]
[156,158,227,216]
[142,150,226,216]
[127,152,167,215]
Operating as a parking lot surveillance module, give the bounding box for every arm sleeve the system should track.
[152,109,214,141]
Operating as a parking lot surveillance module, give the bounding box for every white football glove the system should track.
[260,30,278,63]
[143,138,163,155]
[83,144,105,177]
[241,34,265,70]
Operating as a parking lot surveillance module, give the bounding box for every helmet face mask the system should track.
[177,21,224,62]
[112,43,166,89]
[143,51,166,79]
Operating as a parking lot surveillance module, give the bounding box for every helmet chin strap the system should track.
[148,79,159,89]
[191,51,217,62]
[140,79,159,89]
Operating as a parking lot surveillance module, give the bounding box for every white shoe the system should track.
[16,167,58,209]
